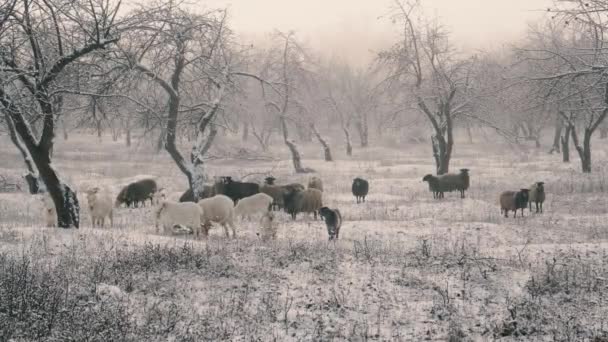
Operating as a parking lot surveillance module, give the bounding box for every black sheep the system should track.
[351,177,369,203]
[115,178,158,208]
[319,206,342,240]
[179,185,215,202]
[499,189,530,218]
[213,176,260,204]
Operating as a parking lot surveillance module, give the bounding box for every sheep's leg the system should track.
[540,202,543,213]
[535,202,540,213]
[230,221,237,238]
[100,217,105,228]
[109,212,113,228]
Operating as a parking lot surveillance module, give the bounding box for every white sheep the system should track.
[234,193,273,220]
[155,201,203,236]
[41,193,56,227]
[198,194,237,238]
[85,187,114,228]
[257,211,276,242]
[151,187,167,205]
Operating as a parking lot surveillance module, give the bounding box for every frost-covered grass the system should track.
[2,133,608,340]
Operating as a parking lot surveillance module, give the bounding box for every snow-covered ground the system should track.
[1,133,608,340]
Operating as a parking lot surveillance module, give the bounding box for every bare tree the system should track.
[380,0,476,174]
[119,2,236,200]
[0,0,122,227]
[521,3,608,172]
[261,32,313,173]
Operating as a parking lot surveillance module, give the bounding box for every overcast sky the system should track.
[205,0,552,66]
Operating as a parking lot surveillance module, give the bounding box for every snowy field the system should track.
[2,133,608,341]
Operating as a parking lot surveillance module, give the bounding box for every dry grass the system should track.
[1,132,608,341]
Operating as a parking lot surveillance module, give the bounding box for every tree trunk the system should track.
[571,127,592,173]
[561,124,572,163]
[466,123,474,144]
[60,117,69,140]
[242,121,249,141]
[281,116,308,173]
[310,123,333,162]
[356,114,369,147]
[549,114,563,154]
[36,160,80,228]
[126,128,131,147]
[344,126,352,156]
[432,134,451,175]
[156,126,166,153]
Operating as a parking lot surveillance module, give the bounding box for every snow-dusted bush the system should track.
[198,194,236,238]
[234,193,273,220]
[85,187,113,228]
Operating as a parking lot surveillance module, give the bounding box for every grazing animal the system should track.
[260,177,285,211]
[529,182,545,213]
[319,206,342,240]
[198,194,237,238]
[115,178,158,208]
[351,177,369,203]
[213,176,259,204]
[499,189,530,218]
[422,169,470,199]
[179,185,215,202]
[283,188,323,220]
[155,201,203,236]
[41,194,56,227]
[257,211,277,242]
[85,187,113,228]
[308,176,323,192]
[234,193,273,220]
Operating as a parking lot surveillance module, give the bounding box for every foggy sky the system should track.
[206,0,552,66]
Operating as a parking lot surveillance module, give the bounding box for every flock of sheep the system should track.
[422,168,546,218]
[38,168,546,239]
[39,175,370,241]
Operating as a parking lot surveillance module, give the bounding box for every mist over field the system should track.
[2,0,608,341]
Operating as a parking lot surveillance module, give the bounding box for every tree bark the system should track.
[281,116,307,173]
[310,123,333,161]
[549,114,563,154]
[356,114,369,147]
[571,127,592,173]
[561,124,571,162]
[242,121,249,141]
[344,126,352,156]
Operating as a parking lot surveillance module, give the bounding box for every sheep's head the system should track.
[264,176,276,185]
[318,206,331,219]
[460,169,469,174]
[422,174,435,182]
[535,182,545,192]
[86,187,100,203]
